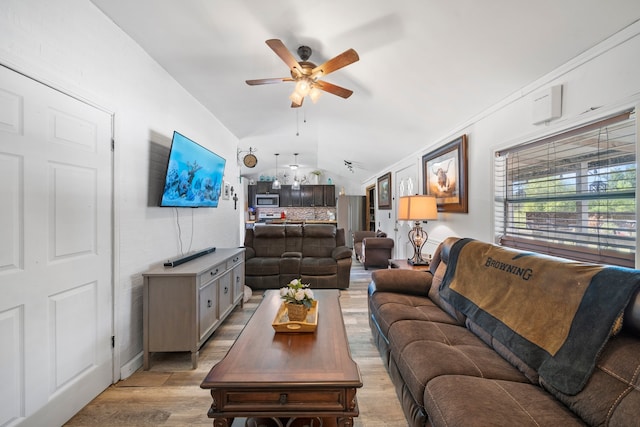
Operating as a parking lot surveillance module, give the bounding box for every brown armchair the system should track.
[353,230,394,269]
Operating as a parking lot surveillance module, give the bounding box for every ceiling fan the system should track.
[246,39,359,108]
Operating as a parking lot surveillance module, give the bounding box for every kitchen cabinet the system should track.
[256,181,275,194]
[324,185,336,207]
[248,184,335,208]
[277,185,302,207]
[301,185,314,206]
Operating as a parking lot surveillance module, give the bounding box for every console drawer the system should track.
[199,263,225,286]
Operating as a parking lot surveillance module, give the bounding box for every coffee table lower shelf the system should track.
[206,391,359,427]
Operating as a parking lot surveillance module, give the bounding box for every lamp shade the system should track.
[398,195,438,221]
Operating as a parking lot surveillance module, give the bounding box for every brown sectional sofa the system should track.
[243,224,353,290]
[369,236,640,426]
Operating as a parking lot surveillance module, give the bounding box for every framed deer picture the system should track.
[377,172,392,210]
[422,134,468,213]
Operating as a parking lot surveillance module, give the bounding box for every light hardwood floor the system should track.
[65,262,407,427]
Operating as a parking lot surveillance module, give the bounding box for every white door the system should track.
[394,165,419,260]
[0,66,113,426]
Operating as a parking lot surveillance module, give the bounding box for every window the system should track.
[494,110,636,267]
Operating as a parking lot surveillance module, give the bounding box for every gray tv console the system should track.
[142,247,245,369]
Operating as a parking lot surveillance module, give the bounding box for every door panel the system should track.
[0,65,112,426]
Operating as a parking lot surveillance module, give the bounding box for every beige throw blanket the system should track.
[439,238,640,395]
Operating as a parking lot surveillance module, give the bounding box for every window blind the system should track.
[494,110,636,267]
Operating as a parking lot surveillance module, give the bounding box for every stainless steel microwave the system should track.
[255,194,279,207]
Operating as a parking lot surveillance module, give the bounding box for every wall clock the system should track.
[243,153,258,168]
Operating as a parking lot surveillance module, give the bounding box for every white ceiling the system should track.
[90,0,640,184]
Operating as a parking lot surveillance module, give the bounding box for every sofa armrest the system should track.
[244,246,256,260]
[353,231,377,244]
[282,251,302,258]
[332,246,353,260]
[370,269,432,296]
[363,237,395,249]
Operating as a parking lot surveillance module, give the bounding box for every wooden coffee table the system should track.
[200,289,362,426]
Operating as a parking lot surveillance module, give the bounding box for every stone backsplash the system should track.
[257,206,336,221]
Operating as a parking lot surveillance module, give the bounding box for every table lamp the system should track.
[398,195,438,265]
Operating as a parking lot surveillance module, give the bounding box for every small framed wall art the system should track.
[377,172,392,210]
[422,134,468,213]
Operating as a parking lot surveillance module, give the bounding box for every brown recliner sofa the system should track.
[353,230,394,269]
[244,224,352,290]
[369,236,640,426]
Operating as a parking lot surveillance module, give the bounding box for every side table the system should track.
[388,258,431,271]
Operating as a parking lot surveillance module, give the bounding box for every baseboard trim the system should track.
[120,352,143,380]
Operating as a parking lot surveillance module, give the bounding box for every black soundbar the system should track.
[164,247,216,267]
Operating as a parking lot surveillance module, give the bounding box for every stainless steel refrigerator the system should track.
[337,195,366,248]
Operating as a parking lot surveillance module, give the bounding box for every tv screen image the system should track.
[160,131,226,208]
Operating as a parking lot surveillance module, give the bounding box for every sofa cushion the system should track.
[303,225,337,259]
[425,376,585,427]
[252,225,286,257]
[369,292,462,338]
[388,319,529,406]
[254,224,285,238]
[284,224,303,252]
[279,256,301,275]
[300,257,337,276]
[304,224,336,238]
[467,318,540,384]
[541,333,640,427]
[244,257,280,276]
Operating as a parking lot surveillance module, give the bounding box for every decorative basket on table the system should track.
[286,302,309,321]
[273,279,317,332]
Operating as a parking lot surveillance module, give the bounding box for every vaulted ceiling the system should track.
[90,0,640,184]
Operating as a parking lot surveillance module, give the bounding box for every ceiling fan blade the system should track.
[266,39,303,75]
[312,48,359,77]
[314,81,354,99]
[246,77,294,85]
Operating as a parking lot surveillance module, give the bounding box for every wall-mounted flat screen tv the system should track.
[159,131,226,208]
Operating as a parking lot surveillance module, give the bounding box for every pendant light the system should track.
[292,153,301,190]
[272,153,281,190]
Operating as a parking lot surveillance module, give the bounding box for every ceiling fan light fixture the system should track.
[289,90,304,105]
[295,78,312,96]
[309,87,322,103]
[248,39,359,108]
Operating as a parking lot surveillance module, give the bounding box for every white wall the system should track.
[365,22,640,252]
[0,0,242,380]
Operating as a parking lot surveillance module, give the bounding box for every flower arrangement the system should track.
[280,278,315,309]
